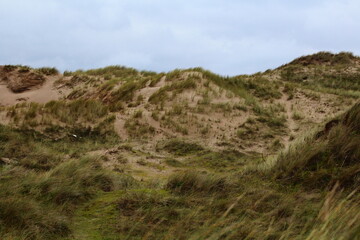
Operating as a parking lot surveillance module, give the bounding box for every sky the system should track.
[0,0,359,76]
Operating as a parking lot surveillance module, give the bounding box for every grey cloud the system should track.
[0,0,359,75]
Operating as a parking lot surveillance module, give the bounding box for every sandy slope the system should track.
[0,64,355,170]
[0,76,67,106]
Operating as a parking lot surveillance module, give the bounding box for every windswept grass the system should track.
[286,51,358,66]
[64,66,139,78]
[166,171,233,195]
[6,99,117,139]
[149,77,197,104]
[304,189,360,240]
[124,118,155,139]
[0,124,137,239]
[36,67,59,76]
[109,78,148,103]
[279,53,360,98]
[266,102,360,190]
[159,139,204,156]
[71,168,359,240]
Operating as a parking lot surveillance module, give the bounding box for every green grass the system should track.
[161,117,189,135]
[99,77,123,91]
[252,103,287,128]
[242,76,282,100]
[149,77,197,104]
[186,149,247,171]
[63,66,139,78]
[70,190,127,240]
[124,119,155,139]
[164,158,185,167]
[109,79,148,103]
[149,74,165,87]
[1,104,360,240]
[159,139,203,156]
[36,67,59,75]
[56,168,359,240]
[166,171,233,195]
[279,53,360,98]
[6,99,117,139]
[292,110,304,120]
[0,124,137,239]
[267,102,360,190]
[287,51,357,66]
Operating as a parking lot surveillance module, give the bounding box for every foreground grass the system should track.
[62,170,359,240]
[0,125,137,239]
[62,101,360,240]
[1,100,359,239]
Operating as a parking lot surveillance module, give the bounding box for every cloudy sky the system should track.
[0,0,359,75]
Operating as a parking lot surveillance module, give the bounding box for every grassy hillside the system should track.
[0,52,359,239]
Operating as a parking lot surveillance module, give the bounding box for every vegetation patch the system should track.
[0,124,135,239]
[124,119,155,138]
[160,139,204,156]
[149,77,197,104]
[188,149,247,170]
[269,102,360,190]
